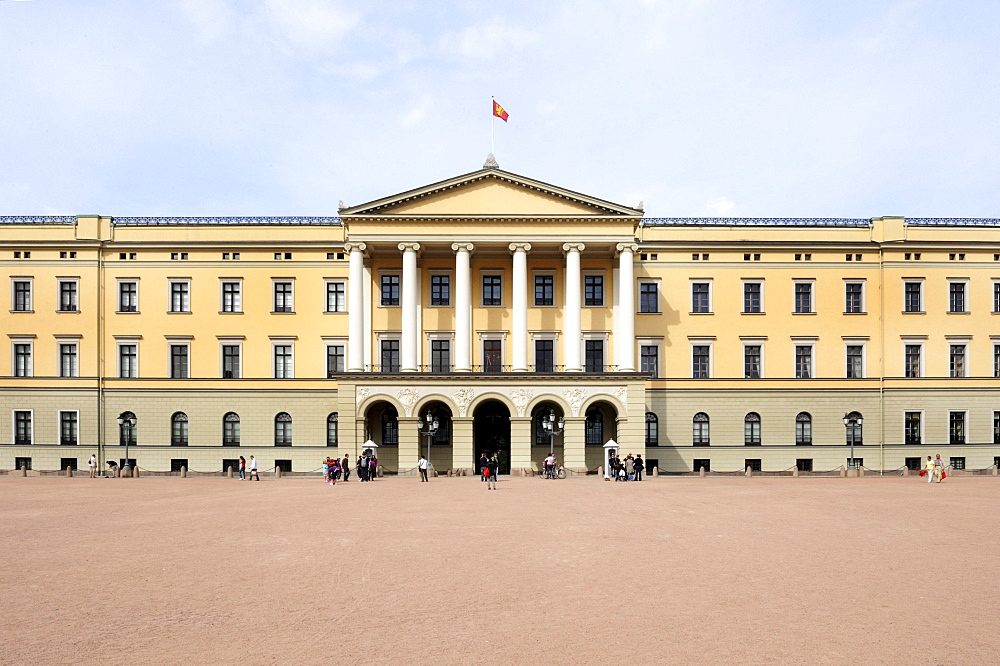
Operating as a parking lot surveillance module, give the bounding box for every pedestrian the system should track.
[634,454,644,481]
[924,456,934,483]
[478,453,489,482]
[329,458,340,485]
[369,454,378,480]
[934,454,944,483]
[486,452,498,490]
[358,454,368,482]
[341,455,351,482]
[625,454,635,481]
[88,453,97,478]
[322,458,330,482]
[239,455,246,480]
[418,455,429,482]
[248,455,259,481]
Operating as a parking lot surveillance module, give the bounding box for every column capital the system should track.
[398,242,421,254]
[508,242,532,254]
[344,242,368,255]
[562,242,585,255]
[452,242,475,254]
[615,242,638,256]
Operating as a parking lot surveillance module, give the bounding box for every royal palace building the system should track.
[3,159,1000,475]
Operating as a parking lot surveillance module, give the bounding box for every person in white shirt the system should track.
[543,454,557,479]
[88,454,97,478]
[417,456,429,482]
[248,455,259,481]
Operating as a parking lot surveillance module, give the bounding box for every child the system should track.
[329,459,340,485]
[322,459,330,483]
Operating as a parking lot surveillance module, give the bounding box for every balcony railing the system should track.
[355,364,622,374]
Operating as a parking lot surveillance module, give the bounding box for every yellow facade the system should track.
[2,165,999,475]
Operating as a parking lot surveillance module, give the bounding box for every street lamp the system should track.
[541,409,564,456]
[843,413,863,470]
[117,415,136,477]
[416,412,439,478]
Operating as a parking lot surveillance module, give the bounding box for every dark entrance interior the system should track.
[473,399,511,474]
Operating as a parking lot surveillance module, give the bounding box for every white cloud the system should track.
[700,197,738,217]
[439,17,538,59]
[264,0,361,49]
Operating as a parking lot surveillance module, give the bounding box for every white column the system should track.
[346,242,368,372]
[616,243,638,372]
[452,242,474,372]
[399,242,421,372]
[563,243,585,372]
[509,243,531,372]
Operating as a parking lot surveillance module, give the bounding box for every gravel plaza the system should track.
[1,474,996,665]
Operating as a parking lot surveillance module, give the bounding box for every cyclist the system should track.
[543,453,557,479]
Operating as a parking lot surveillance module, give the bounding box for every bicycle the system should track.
[541,464,566,479]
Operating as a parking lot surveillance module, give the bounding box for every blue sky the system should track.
[2,0,999,217]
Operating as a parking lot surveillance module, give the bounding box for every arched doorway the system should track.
[416,401,453,473]
[473,399,511,474]
[531,402,565,471]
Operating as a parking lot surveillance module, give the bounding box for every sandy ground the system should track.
[0,474,997,665]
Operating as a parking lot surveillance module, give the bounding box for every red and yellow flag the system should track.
[492,99,509,122]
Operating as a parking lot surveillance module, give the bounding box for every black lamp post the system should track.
[117,415,136,476]
[541,409,564,456]
[843,413,863,470]
[416,412,439,477]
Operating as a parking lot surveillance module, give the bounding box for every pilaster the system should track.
[563,416,587,472]
[509,416,533,475]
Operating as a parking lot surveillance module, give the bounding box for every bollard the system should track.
[275,466,282,479]
[134,466,139,478]
[21,465,27,477]
[651,467,658,478]
[227,466,233,479]
[839,466,846,478]
[902,467,909,477]
[745,466,751,478]
[793,467,799,478]
[699,466,705,478]
[66,466,74,478]
[993,465,998,477]
[181,466,187,478]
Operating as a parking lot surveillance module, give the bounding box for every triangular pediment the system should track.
[340,168,641,217]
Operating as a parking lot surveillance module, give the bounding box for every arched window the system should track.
[381,406,398,445]
[275,412,292,446]
[327,413,338,447]
[171,412,188,447]
[693,412,710,446]
[585,408,604,445]
[744,412,761,446]
[645,412,659,446]
[118,411,137,447]
[223,412,240,446]
[846,410,863,446]
[796,412,812,445]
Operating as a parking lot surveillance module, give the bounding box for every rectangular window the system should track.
[59,280,78,312]
[222,345,240,379]
[796,459,813,472]
[60,411,78,446]
[14,410,32,445]
[794,282,813,313]
[169,281,190,313]
[904,281,923,312]
[640,345,658,377]
[949,281,967,313]
[381,274,400,306]
[326,345,345,377]
[994,282,1000,314]
[13,343,32,377]
[274,344,293,378]
[118,344,138,378]
[745,459,762,472]
[117,281,137,313]
[795,416,812,445]
[13,280,32,311]
[744,345,761,379]
[221,281,242,313]
[691,282,711,313]
[59,343,78,378]
[846,345,864,379]
[273,281,293,313]
[904,412,921,445]
[692,345,710,379]
[949,344,967,378]
[430,340,451,372]
[584,340,604,373]
[994,411,1000,445]
[743,281,761,313]
[639,282,658,313]
[584,275,604,307]
[430,275,451,306]
[534,275,554,306]
[482,275,502,306]
[995,344,1000,378]
[845,282,864,313]
[950,457,965,470]
[904,344,922,378]
[795,345,813,379]
[380,340,400,372]
[534,339,554,372]
[693,459,711,473]
[482,339,502,373]
[325,280,346,313]
[170,344,189,379]
[949,411,966,445]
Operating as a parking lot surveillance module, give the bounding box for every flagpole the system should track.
[491,96,495,155]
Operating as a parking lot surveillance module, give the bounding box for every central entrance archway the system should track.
[473,399,511,474]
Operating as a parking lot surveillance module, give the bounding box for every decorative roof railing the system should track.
[905,218,1000,227]
[0,215,77,224]
[641,217,870,227]
[112,216,342,226]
